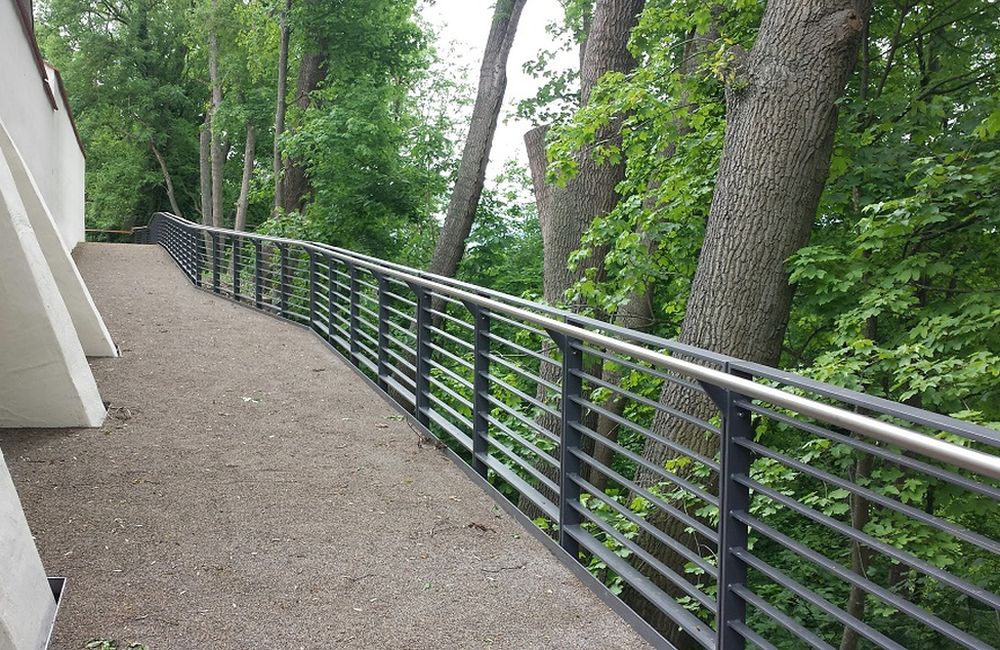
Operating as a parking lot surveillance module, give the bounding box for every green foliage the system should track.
[85,641,148,650]
[457,162,543,297]
[37,0,203,227]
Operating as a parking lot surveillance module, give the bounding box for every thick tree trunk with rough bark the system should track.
[627,2,873,644]
[281,51,327,214]
[235,124,255,232]
[540,0,645,307]
[428,0,526,279]
[149,140,181,216]
[273,0,290,215]
[199,113,212,225]
[208,1,224,227]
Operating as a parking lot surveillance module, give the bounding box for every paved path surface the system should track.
[1,244,652,650]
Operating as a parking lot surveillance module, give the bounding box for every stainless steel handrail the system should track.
[150,212,1000,480]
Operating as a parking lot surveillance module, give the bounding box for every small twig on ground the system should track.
[341,573,375,583]
[480,562,527,573]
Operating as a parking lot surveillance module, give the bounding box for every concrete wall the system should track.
[0,146,106,428]
[0,4,104,648]
[0,448,57,650]
[0,0,86,251]
[0,120,118,359]
[48,65,87,249]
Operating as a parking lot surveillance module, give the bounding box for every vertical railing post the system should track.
[278,244,289,317]
[326,257,337,345]
[232,236,241,302]
[253,240,263,309]
[468,302,491,479]
[557,332,583,559]
[194,228,204,287]
[348,263,361,364]
[308,250,318,330]
[412,285,432,427]
[715,363,753,650]
[211,232,221,293]
[376,274,391,391]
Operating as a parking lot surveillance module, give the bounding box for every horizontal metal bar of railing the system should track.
[146,212,1000,650]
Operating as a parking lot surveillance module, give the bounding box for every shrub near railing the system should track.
[149,212,1000,650]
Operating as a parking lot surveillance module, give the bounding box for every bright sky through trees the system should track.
[422,0,576,178]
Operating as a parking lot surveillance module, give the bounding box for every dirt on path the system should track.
[1,243,653,650]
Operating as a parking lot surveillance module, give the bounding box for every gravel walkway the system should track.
[1,243,653,650]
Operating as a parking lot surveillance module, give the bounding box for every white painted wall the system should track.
[0,119,117,358]
[47,65,87,250]
[0,448,56,650]
[0,0,86,251]
[0,149,106,428]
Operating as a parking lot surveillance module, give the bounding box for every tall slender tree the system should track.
[207,0,225,227]
[427,0,527,279]
[234,124,255,231]
[149,139,182,216]
[273,0,290,215]
[199,112,212,225]
[280,51,326,214]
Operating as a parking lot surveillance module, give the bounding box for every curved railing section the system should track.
[147,212,1000,650]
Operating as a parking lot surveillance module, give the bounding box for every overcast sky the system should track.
[420,0,576,179]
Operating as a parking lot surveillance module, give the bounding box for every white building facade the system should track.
[1,1,117,647]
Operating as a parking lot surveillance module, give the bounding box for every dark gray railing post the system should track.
[253,240,263,308]
[348,263,361,364]
[211,232,221,293]
[376,274,390,391]
[715,363,753,650]
[308,250,318,329]
[413,286,432,427]
[558,332,583,559]
[232,236,241,302]
[278,244,289,317]
[467,302,491,479]
[194,228,204,287]
[326,256,337,346]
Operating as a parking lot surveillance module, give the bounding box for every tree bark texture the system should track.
[518,0,645,521]
[149,140,181,217]
[427,0,527,279]
[540,0,645,307]
[589,21,718,493]
[199,112,212,225]
[627,2,873,644]
[235,124,255,232]
[208,1,224,227]
[273,0,290,215]
[280,51,327,214]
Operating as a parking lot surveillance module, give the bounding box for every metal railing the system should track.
[85,226,149,243]
[147,212,1000,649]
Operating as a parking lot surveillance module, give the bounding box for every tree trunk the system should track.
[628,2,873,644]
[281,51,327,214]
[589,21,718,492]
[839,451,874,650]
[208,0,224,228]
[524,125,553,223]
[149,140,181,217]
[235,124,255,232]
[273,0,290,215]
[540,0,645,307]
[518,0,646,521]
[427,0,527,279]
[199,112,212,225]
